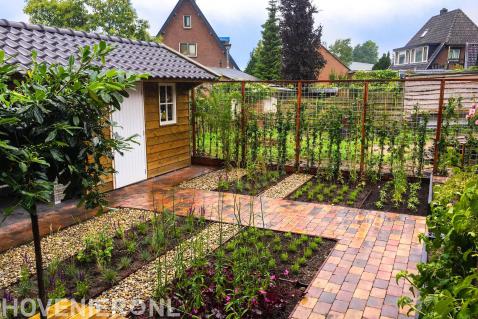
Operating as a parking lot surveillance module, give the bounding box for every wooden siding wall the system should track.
[144,82,192,178]
[404,80,478,115]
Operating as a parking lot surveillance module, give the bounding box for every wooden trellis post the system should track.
[294,81,303,171]
[241,81,246,167]
[359,81,369,177]
[433,80,446,175]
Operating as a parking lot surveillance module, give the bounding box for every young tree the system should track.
[0,43,144,313]
[352,40,379,64]
[254,0,282,80]
[24,0,154,41]
[329,39,353,66]
[373,52,392,70]
[279,0,325,80]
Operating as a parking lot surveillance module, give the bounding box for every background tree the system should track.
[254,0,282,80]
[244,42,262,77]
[352,40,379,64]
[24,0,154,41]
[329,39,353,66]
[279,0,325,80]
[373,52,392,70]
[0,43,144,312]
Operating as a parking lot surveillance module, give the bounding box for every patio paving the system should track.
[0,165,427,318]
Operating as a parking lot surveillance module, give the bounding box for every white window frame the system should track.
[397,51,407,65]
[159,83,177,126]
[411,46,428,63]
[448,47,461,60]
[183,15,192,29]
[179,42,197,57]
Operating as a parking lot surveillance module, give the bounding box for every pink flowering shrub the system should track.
[466,103,478,126]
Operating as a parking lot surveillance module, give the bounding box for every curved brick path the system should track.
[1,166,425,318]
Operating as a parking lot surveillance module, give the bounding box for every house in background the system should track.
[0,19,218,191]
[158,0,240,70]
[391,8,478,71]
[317,45,351,80]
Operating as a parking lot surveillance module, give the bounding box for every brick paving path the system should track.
[1,166,426,318]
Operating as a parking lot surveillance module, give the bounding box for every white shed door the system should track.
[112,83,147,189]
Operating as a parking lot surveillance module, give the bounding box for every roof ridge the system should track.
[0,19,163,49]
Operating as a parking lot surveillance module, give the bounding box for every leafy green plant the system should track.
[397,166,478,317]
[101,268,118,285]
[309,242,318,251]
[125,239,137,255]
[117,256,132,270]
[74,280,89,299]
[77,232,114,267]
[16,266,33,298]
[280,252,289,262]
[303,248,313,259]
[284,232,293,239]
[64,262,79,279]
[291,263,300,274]
[47,280,66,300]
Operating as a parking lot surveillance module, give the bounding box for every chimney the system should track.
[440,8,448,15]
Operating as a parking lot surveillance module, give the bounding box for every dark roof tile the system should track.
[405,9,478,48]
[0,19,218,80]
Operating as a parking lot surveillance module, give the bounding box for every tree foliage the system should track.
[373,52,392,70]
[255,0,282,80]
[24,0,154,41]
[244,42,262,77]
[279,0,325,80]
[352,40,379,64]
[329,39,353,66]
[0,43,145,213]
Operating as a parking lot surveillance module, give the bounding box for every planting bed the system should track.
[214,170,288,196]
[288,175,430,216]
[133,228,335,319]
[1,210,210,307]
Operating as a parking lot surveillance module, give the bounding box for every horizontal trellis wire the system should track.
[191,79,478,177]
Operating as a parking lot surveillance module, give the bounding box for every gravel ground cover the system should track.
[178,168,247,191]
[0,208,155,289]
[260,174,313,199]
[92,223,239,314]
[2,211,211,310]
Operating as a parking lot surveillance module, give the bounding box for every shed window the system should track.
[183,15,192,28]
[180,43,197,57]
[159,84,176,125]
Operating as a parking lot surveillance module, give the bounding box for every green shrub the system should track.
[397,167,478,317]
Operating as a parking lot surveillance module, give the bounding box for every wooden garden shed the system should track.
[0,19,218,191]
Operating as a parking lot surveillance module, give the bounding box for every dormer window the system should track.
[183,15,192,29]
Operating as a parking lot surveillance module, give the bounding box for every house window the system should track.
[449,48,461,60]
[159,84,176,125]
[411,46,428,63]
[179,43,197,57]
[183,15,191,28]
[398,51,406,65]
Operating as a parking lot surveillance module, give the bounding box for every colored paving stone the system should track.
[2,165,426,318]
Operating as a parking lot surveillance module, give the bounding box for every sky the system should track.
[2,0,478,70]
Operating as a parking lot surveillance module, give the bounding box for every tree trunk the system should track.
[29,205,47,319]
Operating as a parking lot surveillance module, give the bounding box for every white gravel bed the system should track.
[260,174,314,199]
[178,168,247,191]
[92,223,239,314]
[0,208,154,289]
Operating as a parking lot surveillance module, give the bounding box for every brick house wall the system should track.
[160,0,229,68]
[466,43,478,67]
[317,46,350,80]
